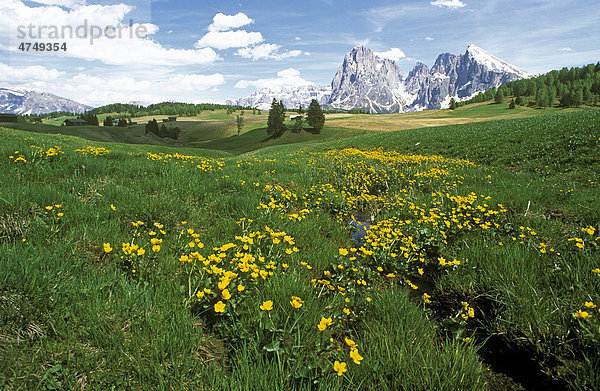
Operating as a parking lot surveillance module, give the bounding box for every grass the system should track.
[326,101,584,131]
[1,108,599,390]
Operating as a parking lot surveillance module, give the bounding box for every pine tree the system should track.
[449,98,457,110]
[307,99,325,134]
[509,99,516,109]
[494,89,504,104]
[267,99,286,137]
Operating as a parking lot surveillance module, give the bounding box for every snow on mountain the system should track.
[227,43,533,114]
[0,88,92,115]
[227,84,331,111]
[465,44,533,78]
[329,46,414,113]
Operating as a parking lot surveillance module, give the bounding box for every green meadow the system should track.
[1,108,599,390]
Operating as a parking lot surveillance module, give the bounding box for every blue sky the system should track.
[0,0,598,106]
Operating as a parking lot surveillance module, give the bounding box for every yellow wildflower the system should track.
[333,361,347,376]
[214,301,226,313]
[260,300,273,311]
[290,296,304,309]
[349,348,363,365]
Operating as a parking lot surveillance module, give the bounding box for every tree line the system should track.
[450,62,600,109]
[89,102,253,117]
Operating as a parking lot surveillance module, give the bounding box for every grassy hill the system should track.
[1,109,599,390]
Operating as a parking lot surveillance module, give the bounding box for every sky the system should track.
[0,0,598,107]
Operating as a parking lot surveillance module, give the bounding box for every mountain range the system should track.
[0,88,92,115]
[228,44,533,113]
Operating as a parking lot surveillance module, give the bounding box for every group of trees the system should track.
[144,119,180,139]
[102,116,128,127]
[90,102,252,117]
[78,113,99,126]
[450,62,600,110]
[266,99,325,138]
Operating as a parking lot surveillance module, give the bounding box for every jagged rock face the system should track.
[0,88,92,115]
[230,44,533,114]
[329,46,411,113]
[226,85,331,111]
[406,44,532,110]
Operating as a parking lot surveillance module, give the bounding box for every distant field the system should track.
[326,101,584,131]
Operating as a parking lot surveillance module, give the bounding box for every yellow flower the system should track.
[237,284,245,292]
[422,293,431,304]
[260,300,273,311]
[339,248,349,256]
[317,317,333,331]
[573,310,591,319]
[137,248,146,256]
[103,243,113,253]
[333,361,347,376]
[45,206,53,211]
[150,238,162,245]
[585,302,597,309]
[179,255,189,263]
[463,337,472,343]
[214,301,226,313]
[343,308,351,315]
[152,245,161,252]
[349,348,363,365]
[222,289,231,300]
[366,297,372,302]
[290,296,304,309]
[345,338,357,348]
[110,204,116,211]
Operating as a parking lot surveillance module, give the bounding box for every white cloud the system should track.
[0,63,65,83]
[1,1,220,66]
[430,0,466,9]
[235,68,314,90]
[208,12,253,32]
[425,36,434,41]
[374,48,406,62]
[0,62,225,106]
[559,47,573,52]
[236,43,302,60]
[28,0,86,9]
[294,36,301,41]
[195,30,263,50]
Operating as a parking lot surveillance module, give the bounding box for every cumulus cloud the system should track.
[28,0,86,9]
[1,1,220,66]
[430,0,466,9]
[236,43,302,60]
[208,12,253,32]
[0,63,65,83]
[195,30,263,50]
[235,68,313,90]
[374,48,407,62]
[425,36,434,41]
[0,62,225,106]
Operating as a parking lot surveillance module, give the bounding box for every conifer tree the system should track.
[307,99,325,134]
[494,89,504,104]
[449,98,457,110]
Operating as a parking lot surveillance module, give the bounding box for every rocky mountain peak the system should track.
[229,44,532,114]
